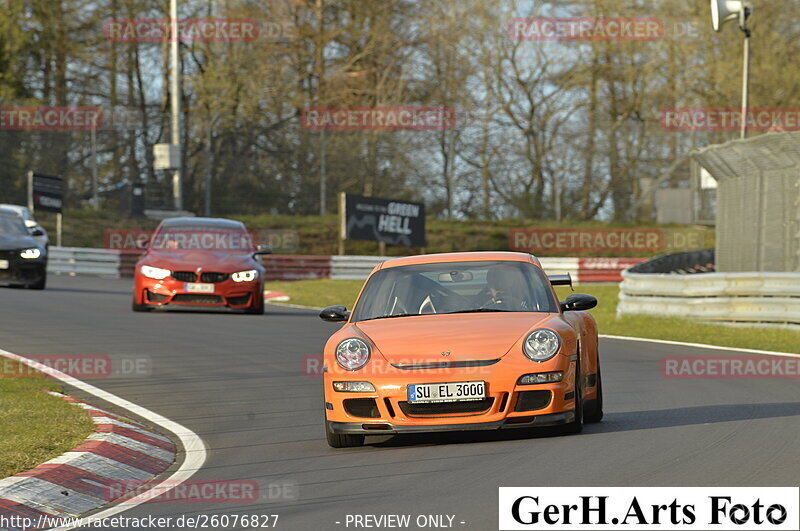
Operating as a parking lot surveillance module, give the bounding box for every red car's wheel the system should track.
[132,291,152,312]
[244,288,264,315]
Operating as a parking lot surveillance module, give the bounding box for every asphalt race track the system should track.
[2,276,800,530]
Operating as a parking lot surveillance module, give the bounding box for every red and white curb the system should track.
[263,290,289,302]
[0,391,176,528]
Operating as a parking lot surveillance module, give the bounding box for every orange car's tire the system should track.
[562,359,584,434]
[325,421,365,448]
[584,364,604,423]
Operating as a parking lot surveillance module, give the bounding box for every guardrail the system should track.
[330,255,389,280]
[44,247,643,283]
[48,247,121,278]
[261,255,331,281]
[618,271,800,327]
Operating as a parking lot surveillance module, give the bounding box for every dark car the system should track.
[132,217,271,313]
[0,207,48,290]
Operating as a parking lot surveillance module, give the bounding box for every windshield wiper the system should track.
[360,313,418,321]
[444,308,515,314]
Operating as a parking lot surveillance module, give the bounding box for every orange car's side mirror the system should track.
[560,293,597,312]
[320,305,350,322]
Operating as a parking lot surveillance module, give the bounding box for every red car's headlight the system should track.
[232,269,258,282]
[140,265,171,280]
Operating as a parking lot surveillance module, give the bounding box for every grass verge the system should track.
[267,280,800,355]
[0,370,95,478]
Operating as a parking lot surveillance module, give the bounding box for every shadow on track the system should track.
[589,402,800,433]
[45,286,131,296]
[133,307,313,317]
[366,402,800,448]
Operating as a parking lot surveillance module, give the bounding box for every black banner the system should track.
[344,194,426,247]
[30,172,63,213]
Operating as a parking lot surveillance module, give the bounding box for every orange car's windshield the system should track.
[352,260,557,321]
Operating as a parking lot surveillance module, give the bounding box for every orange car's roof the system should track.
[377,251,541,271]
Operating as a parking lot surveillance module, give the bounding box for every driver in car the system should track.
[484,265,528,310]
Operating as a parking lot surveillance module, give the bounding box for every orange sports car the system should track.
[319,251,602,447]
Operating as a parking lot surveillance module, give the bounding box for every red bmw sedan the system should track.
[132,217,271,314]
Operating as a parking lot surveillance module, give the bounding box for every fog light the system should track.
[517,371,563,385]
[333,381,375,392]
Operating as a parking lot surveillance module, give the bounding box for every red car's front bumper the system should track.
[134,274,262,310]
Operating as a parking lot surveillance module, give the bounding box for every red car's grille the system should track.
[398,398,494,417]
[200,272,228,283]
[170,271,228,283]
[172,271,197,282]
[172,294,222,304]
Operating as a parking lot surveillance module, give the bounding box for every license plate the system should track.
[0,260,7,269]
[185,283,214,293]
[408,381,486,403]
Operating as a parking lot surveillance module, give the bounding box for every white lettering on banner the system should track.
[499,487,798,530]
[377,214,412,235]
[387,202,420,217]
[38,196,62,208]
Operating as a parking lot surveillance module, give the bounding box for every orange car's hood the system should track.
[355,312,555,364]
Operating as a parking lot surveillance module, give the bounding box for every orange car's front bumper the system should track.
[324,354,584,435]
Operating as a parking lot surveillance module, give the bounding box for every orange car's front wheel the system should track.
[325,421,364,448]
[584,363,604,423]
[562,358,584,434]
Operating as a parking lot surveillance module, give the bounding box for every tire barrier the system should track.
[618,270,800,328]
[627,249,715,275]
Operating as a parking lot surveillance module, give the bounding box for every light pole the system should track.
[170,0,183,209]
[711,0,753,139]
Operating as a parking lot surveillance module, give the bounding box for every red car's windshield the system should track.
[149,225,254,252]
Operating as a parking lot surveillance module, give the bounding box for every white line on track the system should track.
[0,348,208,531]
[599,334,800,358]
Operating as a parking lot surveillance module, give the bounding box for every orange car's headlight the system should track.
[523,329,560,362]
[335,338,371,371]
